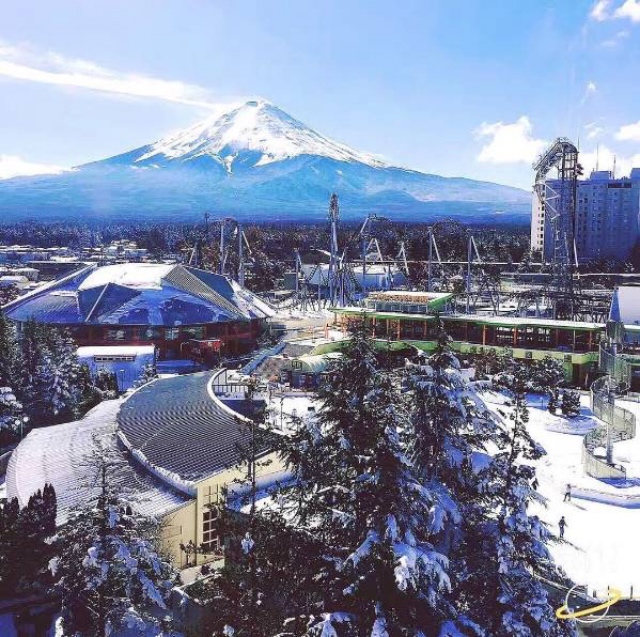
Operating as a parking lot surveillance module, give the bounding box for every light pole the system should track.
[280,396,284,431]
[15,415,29,441]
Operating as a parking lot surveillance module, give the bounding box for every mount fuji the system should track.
[0,100,530,223]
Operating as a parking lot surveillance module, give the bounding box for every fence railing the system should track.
[585,375,636,480]
[599,343,633,388]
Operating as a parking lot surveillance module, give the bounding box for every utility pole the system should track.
[328,193,340,305]
[466,233,473,314]
[427,226,433,292]
[219,221,225,276]
[238,222,245,287]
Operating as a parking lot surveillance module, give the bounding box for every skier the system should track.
[564,483,572,502]
[559,516,567,539]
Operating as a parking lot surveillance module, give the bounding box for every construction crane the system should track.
[533,138,582,319]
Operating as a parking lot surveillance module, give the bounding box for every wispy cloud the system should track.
[0,40,227,109]
[600,29,630,46]
[616,120,640,141]
[591,0,613,20]
[0,154,65,180]
[589,0,640,22]
[585,121,605,139]
[579,144,640,176]
[615,0,640,21]
[474,116,547,165]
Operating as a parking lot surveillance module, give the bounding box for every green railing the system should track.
[599,343,633,388]
[585,375,635,480]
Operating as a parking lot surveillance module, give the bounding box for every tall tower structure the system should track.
[328,193,340,304]
[533,138,580,319]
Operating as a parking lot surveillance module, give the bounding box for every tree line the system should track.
[0,312,115,448]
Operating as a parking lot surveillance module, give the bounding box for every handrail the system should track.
[585,374,636,480]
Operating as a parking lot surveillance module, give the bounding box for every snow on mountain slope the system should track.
[133,100,387,171]
[0,99,531,222]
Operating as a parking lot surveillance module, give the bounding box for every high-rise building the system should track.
[531,168,640,262]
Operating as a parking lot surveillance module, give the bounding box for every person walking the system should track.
[564,483,572,502]
[559,516,567,539]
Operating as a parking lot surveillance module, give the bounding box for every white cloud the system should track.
[601,30,628,46]
[615,0,640,21]
[580,81,598,105]
[590,0,640,21]
[475,116,547,165]
[0,155,66,180]
[616,120,640,141]
[579,144,640,177]
[585,122,605,139]
[591,0,613,20]
[0,40,229,109]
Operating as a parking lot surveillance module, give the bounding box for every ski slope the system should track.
[483,391,640,596]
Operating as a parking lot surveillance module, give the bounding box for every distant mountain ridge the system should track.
[0,99,530,223]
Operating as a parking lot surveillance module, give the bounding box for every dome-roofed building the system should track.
[3,263,274,360]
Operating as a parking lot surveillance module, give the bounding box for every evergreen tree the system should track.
[0,497,20,597]
[207,509,325,637]
[561,390,581,418]
[0,484,57,597]
[0,386,22,449]
[404,332,499,636]
[16,318,45,403]
[56,442,177,637]
[0,309,17,386]
[278,327,471,636]
[472,364,576,637]
[134,361,158,389]
[529,356,565,409]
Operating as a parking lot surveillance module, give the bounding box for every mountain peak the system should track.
[134,99,388,171]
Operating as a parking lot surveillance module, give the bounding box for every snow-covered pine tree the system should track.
[0,386,22,449]
[0,309,18,386]
[134,362,158,389]
[46,328,83,421]
[403,330,499,636]
[279,326,469,636]
[17,485,58,594]
[207,508,326,637]
[56,440,178,637]
[0,497,21,598]
[475,363,576,637]
[0,485,58,597]
[529,356,565,412]
[561,390,581,418]
[15,318,46,406]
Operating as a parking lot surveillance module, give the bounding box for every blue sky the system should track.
[1,0,639,189]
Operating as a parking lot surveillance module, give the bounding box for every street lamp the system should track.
[15,415,29,441]
[280,396,285,431]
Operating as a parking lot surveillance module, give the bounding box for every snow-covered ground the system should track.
[264,394,319,433]
[482,390,640,596]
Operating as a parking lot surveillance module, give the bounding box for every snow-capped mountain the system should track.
[132,100,386,170]
[0,100,530,222]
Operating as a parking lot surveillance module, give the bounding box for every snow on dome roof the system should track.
[3,263,274,326]
[78,263,174,291]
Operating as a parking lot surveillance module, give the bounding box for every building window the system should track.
[202,507,221,553]
[142,327,162,341]
[165,327,180,341]
[183,326,205,339]
[105,329,126,341]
